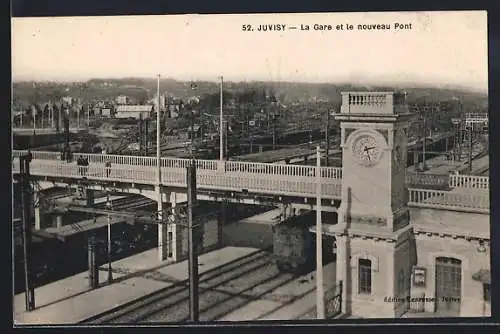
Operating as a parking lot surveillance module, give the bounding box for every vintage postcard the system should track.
[11,11,489,325]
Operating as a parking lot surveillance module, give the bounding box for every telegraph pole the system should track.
[50,102,54,128]
[315,146,325,319]
[421,108,428,171]
[272,113,276,150]
[469,125,473,173]
[87,103,91,127]
[325,109,330,167]
[139,113,144,155]
[187,160,199,322]
[219,76,224,161]
[156,74,163,261]
[106,195,113,283]
[63,109,71,161]
[20,154,35,311]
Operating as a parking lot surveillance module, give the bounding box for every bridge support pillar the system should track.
[280,203,295,220]
[34,206,43,230]
[52,214,63,228]
[217,202,226,248]
[166,192,183,263]
[157,188,167,262]
[86,189,94,207]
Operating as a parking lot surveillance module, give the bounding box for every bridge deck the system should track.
[12,150,490,212]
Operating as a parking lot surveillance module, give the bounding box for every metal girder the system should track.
[55,203,210,228]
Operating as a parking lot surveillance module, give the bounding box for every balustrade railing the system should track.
[408,188,489,212]
[10,151,491,210]
[449,174,489,190]
[11,150,343,179]
[11,159,343,199]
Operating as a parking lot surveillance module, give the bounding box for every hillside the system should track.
[12,78,488,112]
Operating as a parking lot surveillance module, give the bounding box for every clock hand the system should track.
[364,146,376,151]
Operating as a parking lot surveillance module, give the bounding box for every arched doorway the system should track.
[435,257,462,316]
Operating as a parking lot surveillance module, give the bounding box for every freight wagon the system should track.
[272,210,335,274]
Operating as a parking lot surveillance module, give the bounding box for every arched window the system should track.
[358,258,372,294]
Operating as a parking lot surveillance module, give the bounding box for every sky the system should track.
[11,11,488,92]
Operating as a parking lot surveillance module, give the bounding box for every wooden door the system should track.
[435,257,461,316]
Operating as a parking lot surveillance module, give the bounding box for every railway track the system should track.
[94,195,155,211]
[81,248,304,324]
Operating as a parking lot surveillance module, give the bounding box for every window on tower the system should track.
[358,258,372,294]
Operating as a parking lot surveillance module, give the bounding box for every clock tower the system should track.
[332,91,417,318]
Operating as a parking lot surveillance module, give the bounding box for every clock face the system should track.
[351,134,381,166]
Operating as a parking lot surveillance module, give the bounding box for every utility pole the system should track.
[272,113,276,150]
[145,119,149,156]
[325,108,330,167]
[32,105,36,136]
[58,106,62,133]
[87,103,91,127]
[315,146,325,319]
[219,76,224,161]
[421,108,428,171]
[156,74,163,261]
[225,121,229,158]
[139,114,144,155]
[187,160,199,322]
[63,109,71,162]
[106,194,113,283]
[469,125,473,173]
[20,154,35,311]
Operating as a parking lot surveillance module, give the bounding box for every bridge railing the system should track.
[13,150,61,160]
[11,150,342,178]
[408,188,489,213]
[224,160,342,178]
[11,159,343,199]
[449,174,489,190]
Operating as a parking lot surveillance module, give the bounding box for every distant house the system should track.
[62,96,73,105]
[168,104,179,118]
[116,95,129,105]
[114,105,153,120]
[101,108,112,117]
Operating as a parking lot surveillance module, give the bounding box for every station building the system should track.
[325,91,490,318]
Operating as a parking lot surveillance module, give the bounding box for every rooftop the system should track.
[115,105,153,112]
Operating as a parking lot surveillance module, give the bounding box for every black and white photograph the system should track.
[11,11,490,324]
